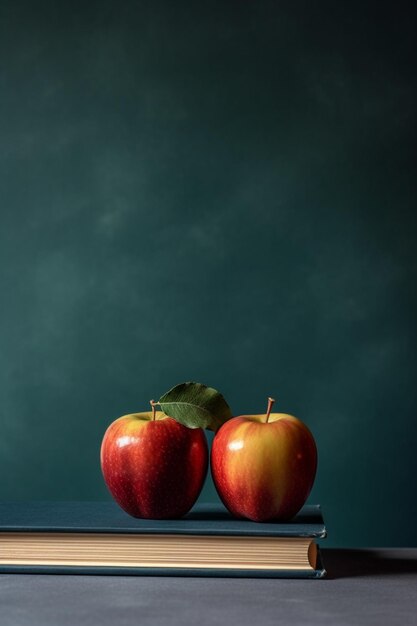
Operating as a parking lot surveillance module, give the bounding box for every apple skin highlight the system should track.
[101,411,208,519]
[211,412,317,522]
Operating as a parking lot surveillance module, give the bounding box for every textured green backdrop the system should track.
[1,1,416,547]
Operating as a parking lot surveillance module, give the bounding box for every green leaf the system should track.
[158,382,233,431]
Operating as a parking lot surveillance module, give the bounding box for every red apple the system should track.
[211,398,317,522]
[100,405,208,519]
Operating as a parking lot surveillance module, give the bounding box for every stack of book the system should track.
[0,501,326,578]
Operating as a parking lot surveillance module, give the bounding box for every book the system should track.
[0,501,326,578]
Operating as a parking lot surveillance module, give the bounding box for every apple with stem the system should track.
[211,397,317,522]
[101,401,208,519]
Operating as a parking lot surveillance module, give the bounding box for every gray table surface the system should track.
[1,549,417,626]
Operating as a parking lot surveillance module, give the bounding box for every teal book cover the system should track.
[0,502,326,578]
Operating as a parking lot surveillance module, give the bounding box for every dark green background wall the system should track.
[1,1,416,547]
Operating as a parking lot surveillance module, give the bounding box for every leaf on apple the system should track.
[158,382,233,431]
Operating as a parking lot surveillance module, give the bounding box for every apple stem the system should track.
[150,400,157,421]
[265,397,275,423]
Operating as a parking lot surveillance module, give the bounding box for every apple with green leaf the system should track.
[100,382,232,519]
[211,398,317,522]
